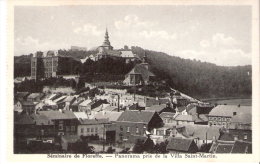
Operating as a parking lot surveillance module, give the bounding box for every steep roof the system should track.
[167,137,196,152]
[38,110,77,120]
[116,110,156,123]
[209,105,251,117]
[126,64,155,82]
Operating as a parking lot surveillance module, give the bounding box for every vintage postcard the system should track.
[2,0,260,163]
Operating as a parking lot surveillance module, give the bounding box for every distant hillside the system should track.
[131,46,252,99]
[14,47,252,99]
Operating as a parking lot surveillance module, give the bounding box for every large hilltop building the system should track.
[84,28,140,63]
[31,50,79,80]
[31,50,59,80]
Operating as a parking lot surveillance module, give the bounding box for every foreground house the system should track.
[39,110,79,136]
[114,110,163,143]
[174,124,221,149]
[77,118,110,140]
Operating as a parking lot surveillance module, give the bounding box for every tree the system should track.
[132,139,144,153]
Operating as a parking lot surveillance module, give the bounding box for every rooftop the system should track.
[209,105,251,117]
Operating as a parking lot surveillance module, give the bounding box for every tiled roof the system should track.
[174,114,195,122]
[159,112,175,118]
[210,140,252,154]
[231,113,251,124]
[14,114,35,125]
[94,111,123,122]
[27,93,44,99]
[38,110,77,120]
[104,106,118,112]
[30,113,54,125]
[73,112,89,120]
[146,104,167,113]
[166,137,195,152]
[126,64,155,82]
[79,99,92,106]
[183,124,221,140]
[79,118,109,125]
[209,105,251,117]
[120,50,136,58]
[116,110,156,123]
[231,141,252,153]
[21,101,36,106]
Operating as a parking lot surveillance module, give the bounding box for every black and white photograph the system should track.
[2,0,259,161]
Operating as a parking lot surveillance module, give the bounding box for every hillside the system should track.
[14,47,252,99]
[131,46,252,99]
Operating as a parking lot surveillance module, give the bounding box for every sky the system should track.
[14,5,252,66]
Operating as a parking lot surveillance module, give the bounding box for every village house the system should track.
[14,114,37,141]
[21,101,44,115]
[78,99,92,112]
[57,96,76,110]
[94,111,123,143]
[114,110,163,143]
[77,118,110,140]
[166,137,199,153]
[30,113,56,142]
[14,100,23,114]
[208,105,251,128]
[172,114,196,125]
[39,110,79,136]
[120,46,141,63]
[174,124,221,149]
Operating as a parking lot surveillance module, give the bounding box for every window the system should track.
[95,127,98,133]
[127,127,130,132]
[87,128,90,133]
[81,128,84,133]
[66,126,70,132]
[244,134,248,140]
[120,126,123,131]
[71,126,75,131]
[91,128,94,132]
[58,121,63,130]
[136,127,139,134]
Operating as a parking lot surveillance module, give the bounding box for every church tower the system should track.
[101,28,113,50]
[141,52,149,70]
